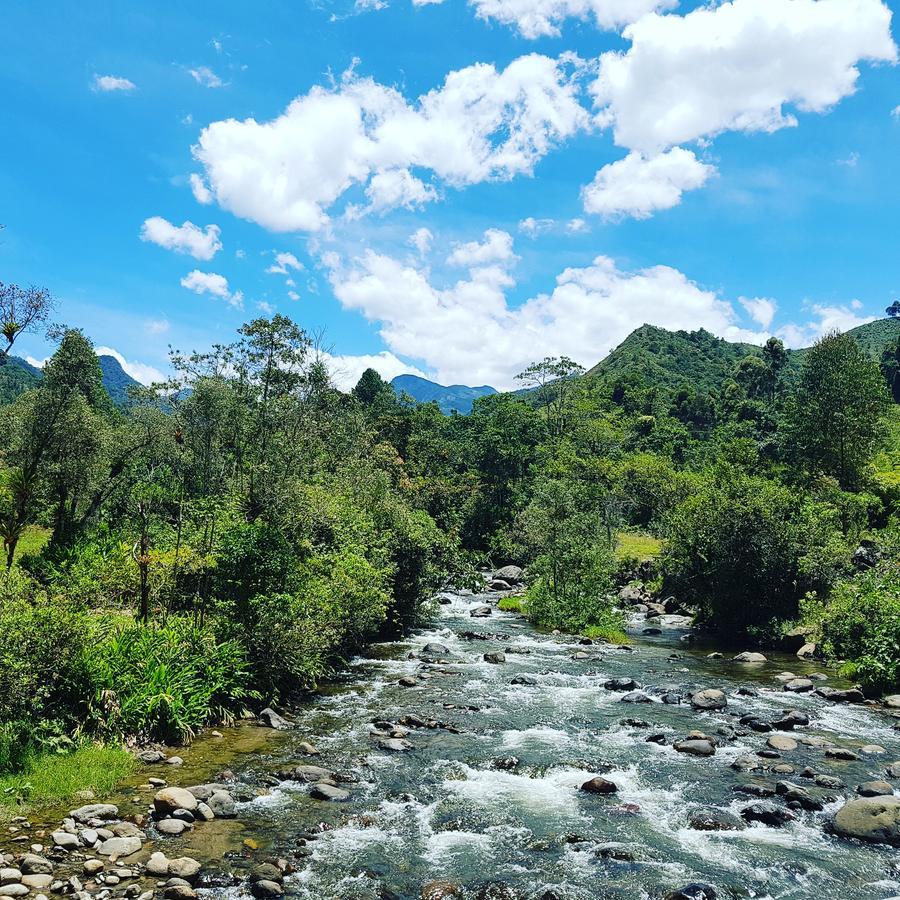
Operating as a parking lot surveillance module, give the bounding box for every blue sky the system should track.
[1,0,898,389]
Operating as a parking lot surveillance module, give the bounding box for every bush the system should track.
[89,617,257,743]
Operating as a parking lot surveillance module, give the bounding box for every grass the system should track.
[11,525,51,567]
[498,596,524,613]
[583,624,629,644]
[0,745,134,815]
[615,531,662,561]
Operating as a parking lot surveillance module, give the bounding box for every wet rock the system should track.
[483,652,506,664]
[797,643,817,659]
[772,710,808,730]
[857,780,894,797]
[398,676,419,687]
[886,762,900,778]
[194,802,214,822]
[674,739,715,757]
[826,748,860,761]
[706,652,723,660]
[310,783,350,801]
[733,652,767,663]
[688,809,744,831]
[154,787,198,816]
[730,756,764,772]
[470,606,492,618]
[604,678,639,691]
[421,881,462,899]
[136,750,167,764]
[495,565,523,585]
[488,579,511,591]
[815,774,844,790]
[741,803,795,827]
[661,692,682,705]
[163,884,197,900]
[832,796,900,846]
[775,781,823,811]
[97,836,142,857]
[883,695,900,709]
[258,708,291,730]
[422,643,450,657]
[19,857,52,876]
[690,690,727,710]
[733,784,775,798]
[69,804,118,824]
[167,859,201,881]
[664,884,718,900]
[645,732,667,745]
[861,744,887,755]
[510,674,537,686]
[767,735,797,752]
[52,831,79,850]
[817,687,865,704]
[157,819,189,836]
[378,738,413,752]
[620,691,653,704]
[289,765,335,783]
[580,777,618,794]
[207,790,237,818]
[492,757,520,771]
[784,678,814,693]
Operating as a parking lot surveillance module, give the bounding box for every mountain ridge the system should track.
[391,374,497,414]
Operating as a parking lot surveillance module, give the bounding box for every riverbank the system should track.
[0,585,898,900]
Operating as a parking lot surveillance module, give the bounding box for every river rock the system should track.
[581,777,618,794]
[510,674,537,686]
[146,853,170,876]
[733,652,767,663]
[772,710,808,730]
[857,780,894,797]
[470,606,492,618]
[157,819,189,836]
[378,738,413,752]
[886,762,900,778]
[815,774,844,790]
[620,691,653,704]
[163,885,197,900]
[154,787,198,815]
[784,678,814,693]
[688,809,743,831]
[483,652,505,664]
[82,859,104,875]
[674,739,715,757]
[741,803,795,827]
[69,804,118,824]
[665,885,718,900]
[832,796,900,845]
[0,872,21,886]
[207,790,237,818]
[775,781,822,811]
[797,643,817,659]
[861,744,887,755]
[258,708,291,730]
[495,566,523,585]
[0,886,28,897]
[250,881,283,899]
[21,875,52,891]
[97,836,142,857]
[488,579,510,591]
[421,882,462,900]
[310,783,350,801]
[690,689,727,711]
[883,695,900,709]
[767,735,797,752]
[19,857,51,876]
[52,831,79,850]
[826,748,860,761]
[166,858,201,882]
[733,784,775,798]
[136,750,167,764]
[817,687,865,703]
[422,643,450,656]
[399,676,419,687]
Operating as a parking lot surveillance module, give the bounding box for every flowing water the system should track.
[134,590,900,899]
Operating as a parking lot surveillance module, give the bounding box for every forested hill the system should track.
[0,352,140,407]
[391,374,497,414]
[587,319,900,393]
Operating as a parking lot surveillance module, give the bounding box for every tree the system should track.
[880,336,900,403]
[352,368,394,407]
[515,356,584,437]
[787,331,888,488]
[886,300,900,318]
[0,282,55,362]
[762,336,788,402]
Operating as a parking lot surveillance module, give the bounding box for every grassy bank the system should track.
[0,744,134,815]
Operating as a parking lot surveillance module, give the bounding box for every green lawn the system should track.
[11,525,51,566]
[616,531,663,561]
[0,745,134,815]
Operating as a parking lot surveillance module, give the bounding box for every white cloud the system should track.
[593,0,897,154]
[447,228,517,268]
[470,0,675,38]
[837,151,860,167]
[190,173,214,205]
[778,302,875,346]
[892,104,900,118]
[140,217,222,260]
[94,347,166,385]
[583,147,715,219]
[566,217,588,233]
[180,270,243,308]
[740,297,777,330]
[25,356,49,370]
[257,301,276,315]
[189,66,225,88]
[324,351,430,391]
[191,54,588,232]
[408,227,434,257]
[325,246,768,389]
[92,74,136,93]
[288,290,300,301]
[519,216,555,237]
[266,251,304,275]
[145,319,171,335]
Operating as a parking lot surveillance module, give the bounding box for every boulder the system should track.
[146,853,171,876]
[421,882,462,900]
[674,739,715,757]
[772,710,808,730]
[20,876,51,891]
[153,787,198,816]
[832,796,900,846]
[604,678,639,691]
[665,885,718,900]
[258,708,291,730]
[207,790,237,818]
[0,886,28,897]
[767,735,797,752]
[310,783,350,801]
[167,859,201,881]
[690,690,727,710]
[483,652,506,664]
[826,748,860,761]
[510,674,537,686]
[797,643,817,659]
[136,750,167,764]
[19,858,51,877]
[741,803,795,827]
[733,652,767,663]
[422,643,450,656]
[580,777,618,794]
[157,819,189,836]
[620,691,653,704]
[51,832,79,850]
[495,565,523,584]
[470,606,492,618]
[0,872,21,887]
[784,678,814,693]
[883,695,900,709]
[687,809,743,831]
[69,804,118,824]
[775,781,822,811]
[487,579,510,591]
[378,738,413,752]
[97,836,142,857]
[290,765,334,783]
[250,881,283,899]
[857,781,894,797]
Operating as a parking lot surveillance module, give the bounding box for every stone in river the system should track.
[604,678,639,691]
[674,739,715,757]
[664,885,718,900]
[857,780,894,797]
[690,689,727,710]
[784,678,814,693]
[153,787,198,815]
[483,652,506,664]
[772,710,808,730]
[97,836,142,857]
[826,748,860,761]
[310,783,350,801]
[775,781,822,811]
[69,804,118,824]
[157,819,189,836]
[510,674,537,686]
[620,691,653,704]
[258,708,291,730]
[581,777,618,794]
[494,565,523,584]
[860,744,886,755]
[767,735,797,752]
[398,676,419,687]
[733,652,767,663]
[378,738,413,752]
[470,606,492,618]
[740,803,795,827]
[832,796,900,846]
[422,643,450,656]
[688,809,743,831]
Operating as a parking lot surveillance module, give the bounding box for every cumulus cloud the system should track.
[190,55,588,232]
[447,228,517,268]
[190,174,213,205]
[266,251,304,275]
[189,66,225,88]
[94,347,166,385]
[145,319,171,335]
[92,74,136,92]
[140,217,222,260]
[325,244,770,389]
[408,227,434,257]
[519,216,555,237]
[180,270,243,308]
[740,297,777,330]
[567,217,588,233]
[778,302,875,346]
[583,147,715,219]
[324,351,430,391]
[470,0,675,38]
[593,0,897,154]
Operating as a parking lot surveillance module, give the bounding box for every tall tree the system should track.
[787,331,888,488]
[0,281,55,362]
[515,356,584,437]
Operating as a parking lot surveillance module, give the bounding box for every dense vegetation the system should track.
[1,297,899,791]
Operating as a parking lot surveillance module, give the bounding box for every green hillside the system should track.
[0,356,41,405]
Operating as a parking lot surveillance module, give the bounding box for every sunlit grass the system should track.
[0,745,134,815]
[583,624,629,644]
[497,596,524,613]
[615,531,662,561]
[11,525,51,566]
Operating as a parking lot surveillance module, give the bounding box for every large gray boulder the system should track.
[69,803,118,823]
[494,565,523,585]
[690,689,727,710]
[832,796,900,846]
[154,787,198,815]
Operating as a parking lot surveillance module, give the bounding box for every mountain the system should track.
[0,353,141,408]
[587,319,900,394]
[391,374,497,414]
